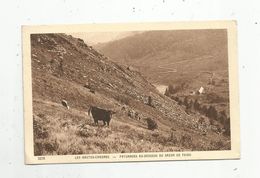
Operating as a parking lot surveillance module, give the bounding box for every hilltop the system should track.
[31,33,230,155]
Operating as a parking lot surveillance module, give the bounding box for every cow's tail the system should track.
[88,106,92,116]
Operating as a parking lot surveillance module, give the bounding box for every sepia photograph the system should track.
[23,21,240,164]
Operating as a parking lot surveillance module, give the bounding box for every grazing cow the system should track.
[61,100,69,109]
[88,106,115,126]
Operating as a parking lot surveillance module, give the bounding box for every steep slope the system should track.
[31,33,230,155]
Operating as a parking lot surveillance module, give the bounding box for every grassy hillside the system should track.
[96,29,228,84]
[31,33,230,155]
[97,29,230,133]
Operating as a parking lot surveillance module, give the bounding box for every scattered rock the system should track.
[146,118,158,130]
[90,89,95,94]
[61,100,69,109]
[127,66,134,71]
[84,82,90,89]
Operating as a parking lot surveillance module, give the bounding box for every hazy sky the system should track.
[69,31,138,45]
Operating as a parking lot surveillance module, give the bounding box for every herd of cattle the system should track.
[60,99,158,130]
[62,94,212,133]
[62,100,115,126]
[64,82,156,128]
[60,83,226,135]
[61,94,225,134]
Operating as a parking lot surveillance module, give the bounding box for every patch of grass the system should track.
[33,100,231,155]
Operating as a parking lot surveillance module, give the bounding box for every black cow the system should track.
[88,106,115,126]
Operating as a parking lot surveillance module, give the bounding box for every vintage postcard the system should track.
[23,21,240,164]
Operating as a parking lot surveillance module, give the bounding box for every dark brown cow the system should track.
[88,106,115,126]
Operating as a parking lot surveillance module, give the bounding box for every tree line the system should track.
[165,84,230,136]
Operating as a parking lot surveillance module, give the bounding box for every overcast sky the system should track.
[69,31,138,45]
